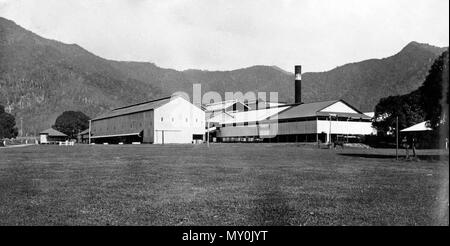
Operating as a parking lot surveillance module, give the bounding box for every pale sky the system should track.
[0,0,448,72]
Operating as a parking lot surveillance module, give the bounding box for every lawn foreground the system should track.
[0,144,448,225]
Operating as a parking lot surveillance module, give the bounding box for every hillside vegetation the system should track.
[0,17,446,134]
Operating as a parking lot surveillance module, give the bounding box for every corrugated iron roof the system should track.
[273,100,371,120]
[39,128,67,137]
[273,100,338,120]
[92,96,172,121]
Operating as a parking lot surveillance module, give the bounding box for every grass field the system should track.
[0,144,448,226]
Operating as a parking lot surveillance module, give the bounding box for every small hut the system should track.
[401,121,433,149]
[39,128,68,144]
[401,121,432,133]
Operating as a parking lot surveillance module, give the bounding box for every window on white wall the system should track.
[161,117,164,122]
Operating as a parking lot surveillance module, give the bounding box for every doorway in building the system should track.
[193,134,204,144]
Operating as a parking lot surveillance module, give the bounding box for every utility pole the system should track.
[207,121,210,148]
[328,114,337,145]
[88,120,91,144]
[328,115,332,144]
[396,116,399,160]
[346,117,350,143]
[20,117,23,137]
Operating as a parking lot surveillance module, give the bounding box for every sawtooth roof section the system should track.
[204,100,240,112]
[208,106,290,124]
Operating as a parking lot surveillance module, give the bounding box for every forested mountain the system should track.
[0,17,446,135]
[109,41,446,111]
[0,17,161,134]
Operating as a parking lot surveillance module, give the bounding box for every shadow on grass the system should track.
[338,153,444,161]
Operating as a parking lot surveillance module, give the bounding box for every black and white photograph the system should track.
[0,0,448,233]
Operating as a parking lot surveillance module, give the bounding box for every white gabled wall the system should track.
[320,101,358,114]
[316,120,373,135]
[40,134,48,144]
[153,97,205,144]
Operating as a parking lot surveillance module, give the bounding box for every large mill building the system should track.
[90,96,205,144]
[89,65,374,145]
[207,65,374,143]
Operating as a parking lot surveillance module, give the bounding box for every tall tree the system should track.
[0,105,19,139]
[373,91,424,135]
[419,50,449,129]
[373,50,448,146]
[53,111,90,139]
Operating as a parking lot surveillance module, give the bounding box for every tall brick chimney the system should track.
[295,65,302,104]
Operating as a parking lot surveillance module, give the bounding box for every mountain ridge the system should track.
[0,16,447,135]
[0,17,162,135]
